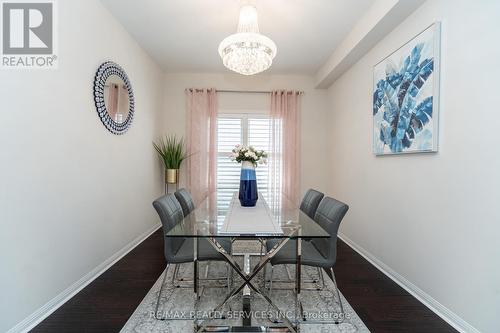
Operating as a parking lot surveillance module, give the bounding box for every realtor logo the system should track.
[1,0,57,68]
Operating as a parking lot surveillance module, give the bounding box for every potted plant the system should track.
[153,135,189,184]
[229,145,267,207]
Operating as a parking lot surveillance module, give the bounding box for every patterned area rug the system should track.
[121,241,370,333]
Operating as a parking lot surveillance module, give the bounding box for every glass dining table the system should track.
[165,192,330,332]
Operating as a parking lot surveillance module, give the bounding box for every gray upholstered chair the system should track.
[266,196,349,320]
[174,188,234,279]
[274,189,325,286]
[174,187,231,252]
[300,189,324,219]
[152,194,232,319]
[174,188,196,217]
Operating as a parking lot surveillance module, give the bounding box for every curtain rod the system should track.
[186,88,303,95]
[217,89,271,94]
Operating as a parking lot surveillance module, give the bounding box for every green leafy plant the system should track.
[153,135,190,169]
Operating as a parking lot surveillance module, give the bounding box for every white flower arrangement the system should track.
[229,144,267,167]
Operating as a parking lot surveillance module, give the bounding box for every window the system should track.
[216,114,276,212]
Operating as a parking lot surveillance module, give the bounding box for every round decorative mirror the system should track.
[93,61,134,134]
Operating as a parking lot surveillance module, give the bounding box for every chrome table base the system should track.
[194,234,301,333]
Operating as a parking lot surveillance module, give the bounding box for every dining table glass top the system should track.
[165,191,329,239]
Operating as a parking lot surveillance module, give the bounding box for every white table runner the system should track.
[220,193,283,236]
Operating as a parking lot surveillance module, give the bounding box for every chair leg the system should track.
[318,267,325,290]
[229,245,234,289]
[329,267,344,323]
[268,265,285,324]
[267,265,274,315]
[268,265,274,298]
[173,263,180,282]
[262,262,267,288]
[285,264,293,280]
[154,264,171,320]
[226,263,231,294]
[199,262,210,299]
[172,264,184,284]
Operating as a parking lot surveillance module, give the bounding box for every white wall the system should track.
[0,1,164,331]
[326,0,500,332]
[162,73,330,195]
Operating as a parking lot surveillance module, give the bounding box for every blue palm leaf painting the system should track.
[373,23,440,154]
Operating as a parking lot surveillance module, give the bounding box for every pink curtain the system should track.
[185,88,218,206]
[269,90,302,206]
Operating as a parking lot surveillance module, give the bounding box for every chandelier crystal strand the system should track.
[218,5,277,75]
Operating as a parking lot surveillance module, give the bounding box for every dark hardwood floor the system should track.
[32,229,166,333]
[333,241,456,333]
[32,229,457,333]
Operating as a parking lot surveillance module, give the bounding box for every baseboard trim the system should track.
[7,223,162,333]
[338,232,480,333]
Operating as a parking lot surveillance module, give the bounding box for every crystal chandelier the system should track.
[218,4,277,75]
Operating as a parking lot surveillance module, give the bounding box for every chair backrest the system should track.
[152,194,185,261]
[174,188,195,217]
[311,196,349,266]
[300,189,324,220]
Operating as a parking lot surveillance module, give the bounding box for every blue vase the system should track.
[239,161,258,207]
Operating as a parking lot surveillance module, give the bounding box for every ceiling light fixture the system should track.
[218,4,277,75]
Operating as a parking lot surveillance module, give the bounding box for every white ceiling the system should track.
[101,0,374,75]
